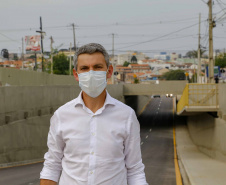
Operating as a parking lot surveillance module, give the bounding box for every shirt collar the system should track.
[74,90,116,108]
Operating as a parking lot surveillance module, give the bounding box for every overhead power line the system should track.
[200,0,208,4]
[116,22,202,49]
[0,17,207,33]
[0,31,20,44]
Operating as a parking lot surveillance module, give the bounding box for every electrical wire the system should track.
[0,17,206,32]
[116,22,201,49]
[0,32,20,44]
[200,0,208,4]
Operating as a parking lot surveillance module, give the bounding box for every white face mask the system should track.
[78,70,107,98]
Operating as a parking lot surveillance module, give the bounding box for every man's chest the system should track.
[60,113,128,159]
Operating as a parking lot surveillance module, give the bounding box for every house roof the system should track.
[116,66,131,69]
[141,59,157,63]
[129,64,149,67]
[126,72,146,77]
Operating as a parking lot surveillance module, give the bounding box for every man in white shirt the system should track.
[40,43,148,185]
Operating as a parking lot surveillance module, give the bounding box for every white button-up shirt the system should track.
[40,91,148,185]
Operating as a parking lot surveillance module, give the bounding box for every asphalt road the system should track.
[0,96,176,185]
[138,97,176,185]
[0,163,43,185]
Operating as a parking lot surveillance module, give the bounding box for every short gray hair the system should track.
[74,43,110,70]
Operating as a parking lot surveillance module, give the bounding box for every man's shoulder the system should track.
[56,97,78,113]
[110,96,134,113]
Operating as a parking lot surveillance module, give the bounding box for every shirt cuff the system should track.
[40,166,61,182]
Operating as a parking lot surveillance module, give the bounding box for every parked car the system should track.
[152,95,161,98]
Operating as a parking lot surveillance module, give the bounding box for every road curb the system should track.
[0,158,44,169]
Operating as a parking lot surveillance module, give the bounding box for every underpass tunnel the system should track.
[125,95,182,185]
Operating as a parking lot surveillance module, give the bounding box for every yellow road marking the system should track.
[0,160,44,169]
[173,98,183,185]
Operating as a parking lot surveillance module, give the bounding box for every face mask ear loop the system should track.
[106,67,110,74]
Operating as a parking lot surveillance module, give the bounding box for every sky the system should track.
[0,0,226,57]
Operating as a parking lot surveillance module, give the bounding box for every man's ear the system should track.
[73,68,79,82]
[107,65,113,79]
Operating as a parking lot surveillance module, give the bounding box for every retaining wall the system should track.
[187,84,226,163]
[0,84,125,164]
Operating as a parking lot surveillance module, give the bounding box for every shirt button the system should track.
[92,132,95,136]
[91,152,94,155]
[90,171,93,174]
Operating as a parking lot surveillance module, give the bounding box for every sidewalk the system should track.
[176,123,226,185]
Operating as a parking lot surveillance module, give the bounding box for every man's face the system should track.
[73,52,113,81]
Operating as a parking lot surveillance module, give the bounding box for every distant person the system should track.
[40,43,148,185]
[215,76,219,84]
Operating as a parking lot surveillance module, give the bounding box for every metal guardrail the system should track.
[177,83,219,114]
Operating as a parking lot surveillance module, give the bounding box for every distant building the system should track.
[0,60,23,68]
[117,51,147,65]
[154,52,170,61]
[171,53,178,61]
[128,64,150,73]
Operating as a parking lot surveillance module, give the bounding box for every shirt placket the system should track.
[88,114,97,185]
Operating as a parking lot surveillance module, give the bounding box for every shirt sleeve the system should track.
[124,109,148,185]
[40,111,65,182]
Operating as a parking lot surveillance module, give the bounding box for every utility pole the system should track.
[50,36,54,74]
[21,37,24,70]
[208,0,214,83]
[36,16,46,72]
[111,33,115,84]
[198,13,201,83]
[22,37,24,61]
[72,23,76,52]
[34,51,37,71]
[69,42,72,75]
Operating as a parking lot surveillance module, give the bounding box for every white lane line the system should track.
[141,142,144,145]
[149,129,152,132]
[146,135,149,139]
[156,112,158,114]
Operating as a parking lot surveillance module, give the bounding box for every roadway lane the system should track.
[0,162,43,185]
[138,97,176,185]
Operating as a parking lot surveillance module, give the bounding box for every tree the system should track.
[53,53,69,75]
[28,55,36,59]
[189,73,197,83]
[215,53,226,69]
[161,70,186,80]
[186,49,206,58]
[123,61,130,67]
[13,55,18,60]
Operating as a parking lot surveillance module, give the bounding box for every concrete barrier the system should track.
[0,67,78,86]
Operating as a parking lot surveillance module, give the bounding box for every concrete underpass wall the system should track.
[0,67,78,86]
[124,81,187,96]
[186,84,226,163]
[0,84,124,164]
[125,95,151,116]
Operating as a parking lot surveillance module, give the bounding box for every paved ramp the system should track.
[138,97,178,185]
